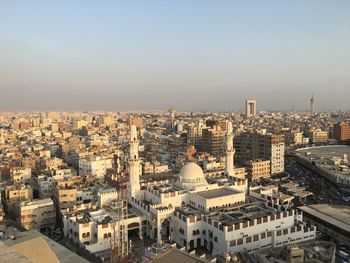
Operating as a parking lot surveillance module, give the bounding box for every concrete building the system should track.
[234,133,285,175]
[79,157,113,179]
[2,185,33,215]
[333,122,350,143]
[298,204,350,247]
[311,129,329,144]
[246,100,257,118]
[253,240,336,263]
[245,160,271,181]
[10,167,31,184]
[186,122,204,152]
[17,198,56,230]
[284,132,309,146]
[295,145,350,187]
[202,126,225,157]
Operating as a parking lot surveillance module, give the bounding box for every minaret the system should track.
[0,129,4,144]
[128,125,141,199]
[310,94,314,115]
[225,121,235,176]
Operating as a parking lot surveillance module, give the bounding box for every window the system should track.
[261,233,266,239]
[246,237,252,243]
[230,240,236,247]
[267,231,272,237]
[237,238,243,245]
[249,220,254,226]
[277,230,281,236]
[253,235,259,242]
[257,218,262,224]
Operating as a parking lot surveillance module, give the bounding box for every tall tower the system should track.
[168,107,176,121]
[0,129,4,144]
[225,121,235,176]
[128,125,141,199]
[245,100,257,118]
[310,94,314,115]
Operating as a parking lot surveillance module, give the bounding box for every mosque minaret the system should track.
[225,120,235,176]
[128,124,141,199]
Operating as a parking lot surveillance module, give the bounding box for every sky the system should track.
[0,1,350,112]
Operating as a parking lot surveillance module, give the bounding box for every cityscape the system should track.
[1,1,350,263]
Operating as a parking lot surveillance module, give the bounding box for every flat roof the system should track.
[2,229,89,263]
[0,241,31,263]
[298,204,350,234]
[194,188,239,199]
[296,145,350,159]
[151,248,208,263]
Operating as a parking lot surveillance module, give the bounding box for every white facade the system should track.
[128,125,141,199]
[271,142,285,175]
[225,121,235,176]
[79,157,113,179]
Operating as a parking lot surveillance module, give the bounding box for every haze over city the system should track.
[1,1,350,112]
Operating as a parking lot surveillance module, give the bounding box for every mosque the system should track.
[127,122,316,255]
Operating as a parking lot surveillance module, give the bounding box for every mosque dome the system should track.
[175,162,208,191]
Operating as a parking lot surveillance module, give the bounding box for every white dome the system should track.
[175,162,208,190]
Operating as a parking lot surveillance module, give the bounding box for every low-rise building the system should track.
[245,160,271,181]
[17,198,56,230]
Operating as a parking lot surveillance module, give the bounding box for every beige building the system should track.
[17,198,56,230]
[311,129,329,143]
[3,185,33,204]
[10,167,32,184]
[3,185,34,216]
[245,159,271,181]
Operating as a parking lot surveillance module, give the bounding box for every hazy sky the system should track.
[1,1,350,112]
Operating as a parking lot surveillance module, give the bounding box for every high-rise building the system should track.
[333,122,350,143]
[202,125,225,157]
[234,133,285,175]
[245,100,257,118]
[310,94,315,115]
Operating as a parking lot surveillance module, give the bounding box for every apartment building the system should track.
[234,133,285,175]
[202,126,225,157]
[2,185,33,215]
[10,167,31,184]
[245,160,271,181]
[79,157,113,179]
[334,122,350,143]
[17,198,56,230]
[311,129,329,144]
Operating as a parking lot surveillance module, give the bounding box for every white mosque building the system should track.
[127,122,316,255]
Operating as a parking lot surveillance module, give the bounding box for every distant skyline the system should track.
[1,1,350,112]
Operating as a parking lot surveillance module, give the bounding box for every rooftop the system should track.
[298,204,350,234]
[1,228,89,263]
[194,188,239,199]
